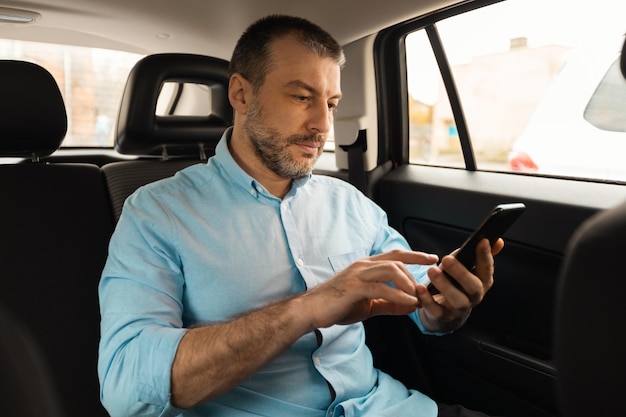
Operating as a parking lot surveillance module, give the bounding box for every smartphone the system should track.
[427,202,526,295]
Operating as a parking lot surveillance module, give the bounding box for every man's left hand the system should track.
[416,238,504,333]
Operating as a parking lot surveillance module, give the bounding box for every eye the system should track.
[328,102,338,112]
[294,95,310,103]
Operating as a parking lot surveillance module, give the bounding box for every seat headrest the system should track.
[0,61,67,158]
[115,53,233,157]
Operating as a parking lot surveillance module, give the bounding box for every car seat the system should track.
[0,304,65,417]
[102,53,233,220]
[0,60,113,417]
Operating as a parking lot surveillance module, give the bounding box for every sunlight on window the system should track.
[0,40,143,147]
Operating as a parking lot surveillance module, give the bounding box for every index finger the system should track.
[369,249,439,266]
[368,250,439,296]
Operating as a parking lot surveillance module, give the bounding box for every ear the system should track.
[228,73,252,115]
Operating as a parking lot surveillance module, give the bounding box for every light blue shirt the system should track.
[98,128,438,417]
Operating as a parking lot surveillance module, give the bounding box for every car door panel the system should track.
[369,164,626,417]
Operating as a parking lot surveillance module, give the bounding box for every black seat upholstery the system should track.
[0,60,113,417]
[103,53,233,220]
[554,38,626,417]
[0,305,65,417]
[555,202,626,416]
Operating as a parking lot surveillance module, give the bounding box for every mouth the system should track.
[295,142,321,153]
[288,133,325,157]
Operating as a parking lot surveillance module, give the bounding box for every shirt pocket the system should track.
[328,248,369,274]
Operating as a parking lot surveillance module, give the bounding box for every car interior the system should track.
[1,0,625,416]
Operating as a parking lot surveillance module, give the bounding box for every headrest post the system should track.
[199,143,207,161]
[31,153,40,163]
[161,145,169,161]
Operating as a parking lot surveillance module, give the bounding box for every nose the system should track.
[308,101,332,134]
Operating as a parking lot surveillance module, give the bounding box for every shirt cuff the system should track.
[158,400,185,417]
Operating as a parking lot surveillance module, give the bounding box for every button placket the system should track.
[279,198,309,281]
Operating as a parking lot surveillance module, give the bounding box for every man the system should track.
[98,15,502,417]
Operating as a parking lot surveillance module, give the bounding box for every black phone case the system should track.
[428,202,526,295]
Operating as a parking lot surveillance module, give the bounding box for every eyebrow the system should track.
[283,79,342,100]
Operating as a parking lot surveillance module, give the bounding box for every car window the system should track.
[406,29,462,167]
[0,39,142,147]
[405,0,626,182]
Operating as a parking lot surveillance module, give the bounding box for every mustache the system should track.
[286,133,324,146]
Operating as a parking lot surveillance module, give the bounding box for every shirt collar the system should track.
[213,127,312,199]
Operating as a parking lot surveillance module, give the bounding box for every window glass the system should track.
[0,39,142,147]
[406,30,462,167]
[156,82,213,117]
[406,0,626,182]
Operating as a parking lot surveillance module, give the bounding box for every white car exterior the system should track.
[509,36,626,182]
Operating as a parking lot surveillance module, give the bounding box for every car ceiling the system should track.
[0,0,458,58]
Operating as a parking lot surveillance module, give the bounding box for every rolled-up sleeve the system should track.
[98,189,188,417]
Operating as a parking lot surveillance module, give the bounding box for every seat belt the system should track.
[339,129,368,194]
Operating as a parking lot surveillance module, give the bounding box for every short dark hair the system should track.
[229,15,345,90]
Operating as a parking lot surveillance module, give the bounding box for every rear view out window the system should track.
[0,39,142,147]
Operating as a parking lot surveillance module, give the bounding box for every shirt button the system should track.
[314,356,321,366]
[297,258,304,267]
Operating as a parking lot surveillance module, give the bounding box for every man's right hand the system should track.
[300,250,439,329]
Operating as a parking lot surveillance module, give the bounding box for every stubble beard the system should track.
[244,99,325,179]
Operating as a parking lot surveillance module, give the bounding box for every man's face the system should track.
[243,35,342,179]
